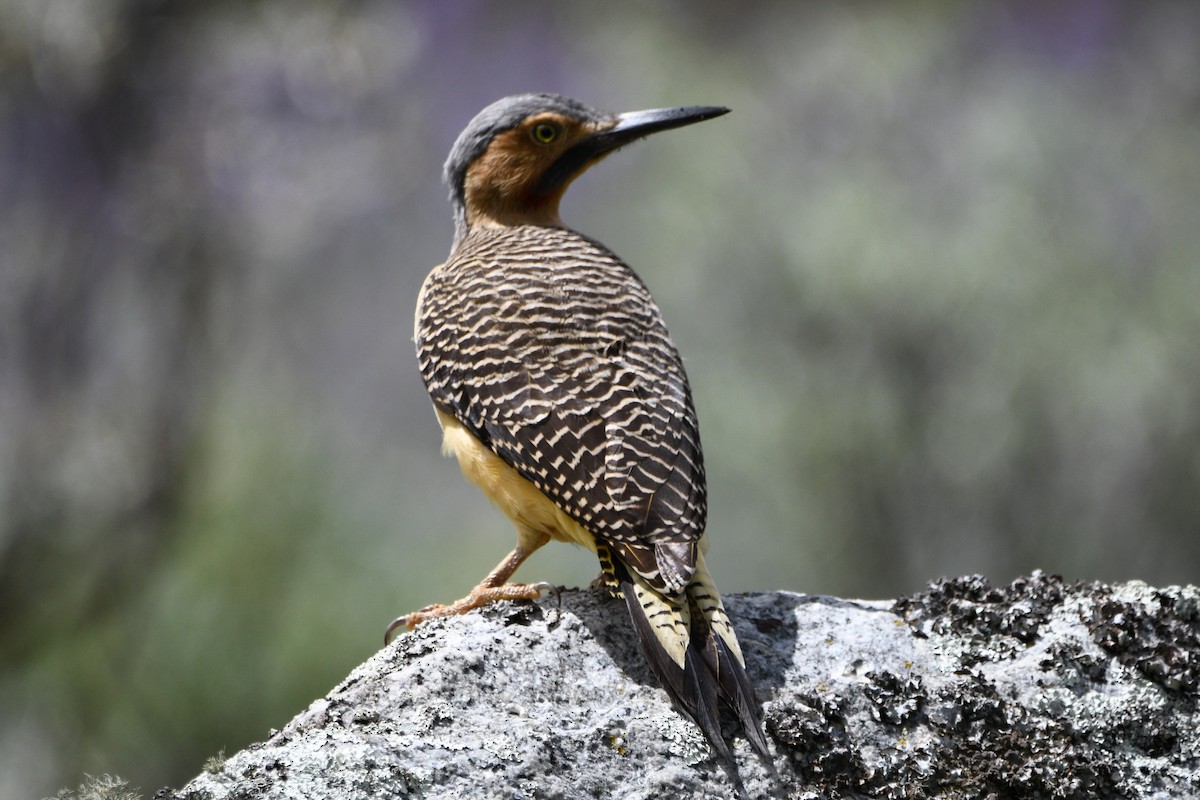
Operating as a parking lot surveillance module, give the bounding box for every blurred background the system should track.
[2,0,1198,795]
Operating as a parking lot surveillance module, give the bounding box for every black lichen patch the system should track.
[922,675,1125,800]
[1039,641,1108,691]
[765,694,868,794]
[498,599,546,627]
[893,572,1067,666]
[864,670,926,727]
[767,674,1126,800]
[762,576,1200,798]
[1085,586,1200,697]
[1104,715,1181,760]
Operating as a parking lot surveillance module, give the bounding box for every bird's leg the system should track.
[385,533,553,643]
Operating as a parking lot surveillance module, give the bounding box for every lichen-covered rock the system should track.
[165,575,1199,799]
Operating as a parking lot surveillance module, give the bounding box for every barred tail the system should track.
[612,547,770,761]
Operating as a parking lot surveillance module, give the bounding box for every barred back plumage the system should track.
[417,224,706,594]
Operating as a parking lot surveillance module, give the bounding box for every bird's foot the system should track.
[384,581,559,644]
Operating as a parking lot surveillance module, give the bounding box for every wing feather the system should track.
[417,225,705,589]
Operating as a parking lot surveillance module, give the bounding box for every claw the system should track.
[534,581,561,626]
[533,581,560,606]
[383,614,410,645]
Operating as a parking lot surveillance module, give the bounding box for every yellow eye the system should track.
[531,123,559,144]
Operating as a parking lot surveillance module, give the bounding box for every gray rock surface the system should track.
[167,574,1199,799]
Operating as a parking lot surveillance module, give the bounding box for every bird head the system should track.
[443,93,729,245]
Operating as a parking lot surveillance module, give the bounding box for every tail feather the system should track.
[683,637,730,760]
[610,546,767,761]
[714,633,772,759]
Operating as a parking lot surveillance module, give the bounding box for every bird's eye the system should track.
[531,123,559,144]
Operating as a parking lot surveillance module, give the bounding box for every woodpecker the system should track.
[387,93,768,761]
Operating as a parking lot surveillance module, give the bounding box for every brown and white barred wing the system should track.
[416,225,706,592]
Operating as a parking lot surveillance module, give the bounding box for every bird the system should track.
[386,93,769,762]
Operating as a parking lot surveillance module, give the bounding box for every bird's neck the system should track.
[452,191,567,251]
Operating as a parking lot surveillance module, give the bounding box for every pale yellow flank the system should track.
[436,408,599,555]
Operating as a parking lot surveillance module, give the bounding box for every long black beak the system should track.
[535,105,730,196]
[595,105,731,153]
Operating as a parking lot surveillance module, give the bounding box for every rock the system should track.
[164,573,1199,799]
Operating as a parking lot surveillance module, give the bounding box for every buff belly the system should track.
[435,408,599,554]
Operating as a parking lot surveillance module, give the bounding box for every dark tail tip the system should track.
[713,634,771,761]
